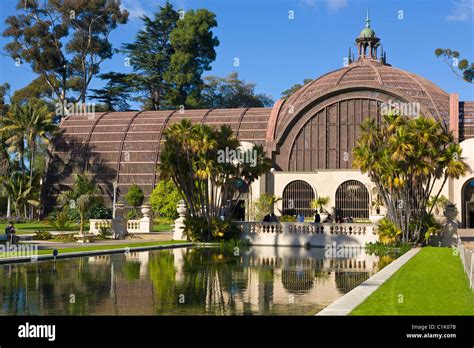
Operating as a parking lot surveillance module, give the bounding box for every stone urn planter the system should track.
[141,203,152,219]
[443,203,457,222]
[369,214,384,224]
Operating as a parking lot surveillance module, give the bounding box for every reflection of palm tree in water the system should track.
[335,271,370,295]
[177,248,249,315]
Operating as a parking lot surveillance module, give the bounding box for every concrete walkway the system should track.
[459,229,474,250]
[317,248,421,316]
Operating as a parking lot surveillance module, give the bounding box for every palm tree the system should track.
[58,173,100,235]
[2,171,39,219]
[310,196,331,213]
[0,103,56,185]
[353,114,468,242]
[0,104,56,218]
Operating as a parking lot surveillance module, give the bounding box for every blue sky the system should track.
[0,0,473,105]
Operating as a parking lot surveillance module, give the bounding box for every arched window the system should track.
[282,180,315,218]
[462,179,474,228]
[335,180,369,219]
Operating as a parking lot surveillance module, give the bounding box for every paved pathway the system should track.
[317,248,421,316]
[459,229,474,250]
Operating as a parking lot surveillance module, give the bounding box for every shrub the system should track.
[98,225,112,239]
[183,216,241,242]
[125,184,144,208]
[34,231,52,240]
[48,206,79,223]
[251,194,280,221]
[310,196,331,213]
[377,218,401,245]
[150,180,180,220]
[279,215,297,222]
[48,207,73,231]
[87,204,112,219]
[126,208,140,220]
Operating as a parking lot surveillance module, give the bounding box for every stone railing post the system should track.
[139,203,153,233]
[112,202,127,240]
[173,200,188,241]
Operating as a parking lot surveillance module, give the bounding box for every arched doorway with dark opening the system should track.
[462,178,474,228]
[282,180,316,218]
[335,180,369,219]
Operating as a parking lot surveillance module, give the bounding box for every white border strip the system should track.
[317,247,421,316]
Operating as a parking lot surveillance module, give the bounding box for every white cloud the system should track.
[299,0,348,11]
[121,0,147,20]
[327,0,348,11]
[446,0,474,22]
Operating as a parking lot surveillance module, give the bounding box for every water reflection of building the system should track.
[169,246,379,315]
[0,247,382,315]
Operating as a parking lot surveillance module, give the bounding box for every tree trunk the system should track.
[6,196,11,219]
[80,213,84,235]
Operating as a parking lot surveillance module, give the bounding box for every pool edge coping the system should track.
[316,247,421,316]
[0,242,195,265]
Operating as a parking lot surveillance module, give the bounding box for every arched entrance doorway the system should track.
[282,180,315,218]
[462,179,474,228]
[335,180,369,219]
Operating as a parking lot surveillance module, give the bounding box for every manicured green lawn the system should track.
[0,221,171,235]
[0,240,188,258]
[0,222,67,235]
[153,223,172,232]
[351,247,474,315]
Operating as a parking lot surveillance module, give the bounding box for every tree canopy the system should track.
[3,0,129,114]
[201,72,273,108]
[353,114,468,242]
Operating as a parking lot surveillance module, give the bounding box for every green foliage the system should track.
[57,173,101,234]
[165,9,219,108]
[427,195,449,216]
[365,241,412,256]
[122,3,219,110]
[377,218,401,245]
[150,180,180,220]
[435,48,473,83]
[87,203,112,219]
[251,194,280,221]
[183,216,241,242]
[201,72,273,108]
[420,213,443,242]
[281,78,313,98]
[279,215,297,222]
[121,2,179,110]
[125,184,144,208]
[34,231,52,240]
[98,225,112,239]
[126,208,140,220]
[3,0,128,106]
[310,196,331,213]
[353,114,468,242]
[48,207,73,231]
[89,72,132,111]
[159,119,271,241]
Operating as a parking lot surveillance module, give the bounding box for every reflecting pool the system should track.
[0,246,395,315]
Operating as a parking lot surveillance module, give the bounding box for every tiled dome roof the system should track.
[274,59,450,139]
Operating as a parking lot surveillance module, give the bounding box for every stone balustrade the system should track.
[236,221,378,247]
[89,218,152,234]
[89,219,113,234]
